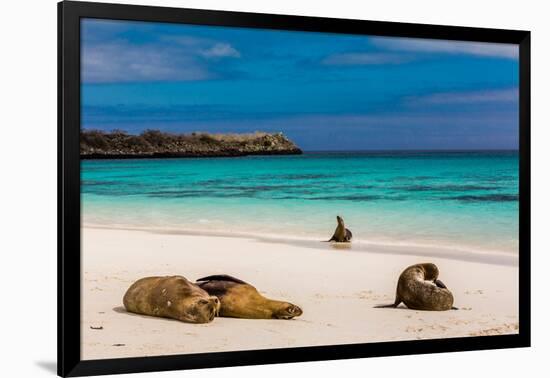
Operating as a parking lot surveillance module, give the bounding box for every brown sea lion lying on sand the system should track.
[376,263,456,311]
[196,275,303,319]
[123,275,221,323]
[326,215,353,242]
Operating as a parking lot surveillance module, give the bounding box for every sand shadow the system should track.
[112,306,305,323]
[112,306,192,324]
[373,304,415,311]
[113,306,128,314]
[329,242,352,250]
[113,306,161,320]
[35,361,56,374]
[373,304,459,311]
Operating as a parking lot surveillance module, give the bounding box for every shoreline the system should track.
[83,223,518,267]
[81,226,519,360]
[80,149,303,160]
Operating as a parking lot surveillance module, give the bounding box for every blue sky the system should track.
[81,19,519,151]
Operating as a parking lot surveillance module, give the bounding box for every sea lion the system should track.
[376,263,456,311]
[326,215,353,242]
[196,275,303,319]
[123,275,221,323]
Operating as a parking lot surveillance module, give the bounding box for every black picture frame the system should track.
[58,1,531,376]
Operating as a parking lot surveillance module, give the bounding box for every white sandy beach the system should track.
[81,227,519,360]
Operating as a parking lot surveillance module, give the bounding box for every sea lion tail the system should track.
[451,306,459,310]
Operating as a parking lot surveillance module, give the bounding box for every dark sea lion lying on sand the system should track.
[376,263,456,311]
[123,275,221,323]
[196,275,303,319]
[326,215,353,242]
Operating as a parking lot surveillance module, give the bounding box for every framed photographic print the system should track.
[58,1,530,376]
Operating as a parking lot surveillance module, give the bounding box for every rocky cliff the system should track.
[80,130,302,159]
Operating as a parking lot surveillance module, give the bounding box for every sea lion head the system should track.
[336,215,344,226]
[163,276,221,323]
[420,263,440,281]
[181,293,221,323]
[272,303,303,319]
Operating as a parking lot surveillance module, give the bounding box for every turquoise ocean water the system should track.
[82,151,518,256]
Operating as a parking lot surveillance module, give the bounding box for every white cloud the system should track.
[408,88,519,105]
[372,37,518,59]
[200,43,241,58]
[82,41,211,83]
[82,39,240,83]
[321,52,410,65]
[164,35,209,47]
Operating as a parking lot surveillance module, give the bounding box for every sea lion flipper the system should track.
[374,295,401,308]
[375,300,401,308]
[345,228,353,241]
[196,274,247,284]
[374,303,398,308]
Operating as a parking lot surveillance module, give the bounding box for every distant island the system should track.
[80,130,303,159]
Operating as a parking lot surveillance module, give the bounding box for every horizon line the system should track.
[301,149,519,153]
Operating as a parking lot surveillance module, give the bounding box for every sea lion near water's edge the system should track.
[123,275,221,323]
[326,215,353,242]
[196,275,303,319]
[376,263,457,311]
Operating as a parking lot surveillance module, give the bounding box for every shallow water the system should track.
[82,151,519,255]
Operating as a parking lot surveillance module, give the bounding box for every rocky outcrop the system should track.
[80,130,302,159]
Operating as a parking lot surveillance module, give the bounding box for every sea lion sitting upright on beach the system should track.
[196,275,303,320]
[326,215,353,242]
[123,275,221,323]
[376,263,455,311]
